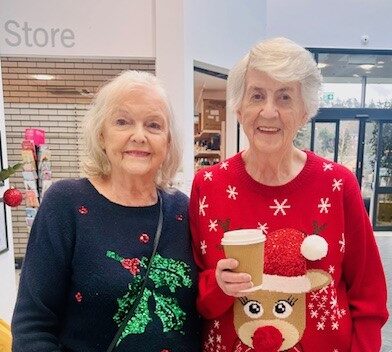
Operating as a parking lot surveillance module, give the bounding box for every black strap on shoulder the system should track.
[105,192,163,352]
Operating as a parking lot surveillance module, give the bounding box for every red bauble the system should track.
[3,187,23,207]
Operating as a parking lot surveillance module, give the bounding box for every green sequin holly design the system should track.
[106,251,192,345]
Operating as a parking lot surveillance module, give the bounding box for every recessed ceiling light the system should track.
[359,64,374,70]
[317,63,328,68]
[29,74,55,80]
[377,61,385,64]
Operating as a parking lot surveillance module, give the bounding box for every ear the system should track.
[307,269,332,291]
[237,108,244,125]
[300,109,309,127]
[99,131,106,150]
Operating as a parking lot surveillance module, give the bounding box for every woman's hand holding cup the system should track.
[215,258,254,297]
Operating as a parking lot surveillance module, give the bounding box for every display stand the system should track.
[21,128,52,228]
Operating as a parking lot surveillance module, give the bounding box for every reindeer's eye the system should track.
[273,300,293,319]
[244,301,263,319]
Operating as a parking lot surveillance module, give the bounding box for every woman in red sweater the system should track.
[189,37,388,352]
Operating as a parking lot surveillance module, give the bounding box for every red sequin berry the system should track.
[175,214,184,221]
[78,206,89,215]
[161,350,170,352]
[121,258,141,276]
[75,292,83,303]
[139,233,150,244]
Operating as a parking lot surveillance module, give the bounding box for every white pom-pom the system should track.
[301,235,328,261]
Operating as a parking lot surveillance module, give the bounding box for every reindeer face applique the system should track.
[232,228,331,352]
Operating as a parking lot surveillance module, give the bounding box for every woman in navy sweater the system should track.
[12,71,200,352]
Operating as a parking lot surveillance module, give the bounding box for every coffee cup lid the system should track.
[221,229,266,245]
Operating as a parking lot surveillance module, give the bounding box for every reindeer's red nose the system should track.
[252,325,283,352]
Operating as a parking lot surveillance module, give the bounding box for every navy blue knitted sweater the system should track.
[12,179,200,352]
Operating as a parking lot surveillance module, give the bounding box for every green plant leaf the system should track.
[117,288,153,345]
[0,163,23,182]
[113,276,143,325]
[153,291,186,333]
[140,253,192,293]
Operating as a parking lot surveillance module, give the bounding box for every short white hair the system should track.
[227,37,322,120]
[82,70,181,190]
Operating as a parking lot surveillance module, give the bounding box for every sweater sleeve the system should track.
[12,182,75,352]
[341,175,389,352]
[189,174,234,320]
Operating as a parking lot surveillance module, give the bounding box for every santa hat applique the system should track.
[261,228,330,294]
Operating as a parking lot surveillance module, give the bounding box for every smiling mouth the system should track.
[257,126,280,133]
[124,151,151,157]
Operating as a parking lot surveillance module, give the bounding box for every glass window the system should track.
[375,193,392,227]
[314,122,336,161]
[379,122,392,187]
[337,120,359,174]
[294,122,311,150]
[318,53,362,108]
[362,122,378,199]
[365,55,392,108]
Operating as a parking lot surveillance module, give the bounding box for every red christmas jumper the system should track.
[189,151,388,352]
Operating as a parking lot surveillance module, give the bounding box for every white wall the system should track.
[187,0,266,69]
[0,0,154,57]
[186,0,266,160]
[0,64,17,323]
[266,0,392,49]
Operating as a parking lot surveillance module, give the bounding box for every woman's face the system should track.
[237,69,307,156]
[100,86,170,180]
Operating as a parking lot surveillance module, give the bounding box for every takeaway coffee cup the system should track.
[221,229,266,292]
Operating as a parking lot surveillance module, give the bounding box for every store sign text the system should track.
[4,20,75,48]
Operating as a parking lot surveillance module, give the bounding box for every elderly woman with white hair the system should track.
[12,71,200,352]
[190,38,388,352]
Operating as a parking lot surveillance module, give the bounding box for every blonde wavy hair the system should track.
[82,70,181,190]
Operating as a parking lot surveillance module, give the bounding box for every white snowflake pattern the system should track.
[257,222,269,234]
[220,161,229,170]
[199,196,209,216]
[332,321,339,330]
[339,233,345,253]
[328,265,335,274]
[310,291,319,301]
[333,349,339,352]
[323,162,334,171]
[308,273,346,332]
[203,171,213,181]
[200,240,207,255]
[330,296,338,310]
[269,198,291,216]
[226,185,238,200]
[208,219,218,232]
[318,197,331,213]
[332,178,343,191]
[204,319,227,352]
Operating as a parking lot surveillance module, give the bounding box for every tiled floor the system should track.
[13,232,392,349]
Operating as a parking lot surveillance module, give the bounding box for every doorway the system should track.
[295,108,392,231]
